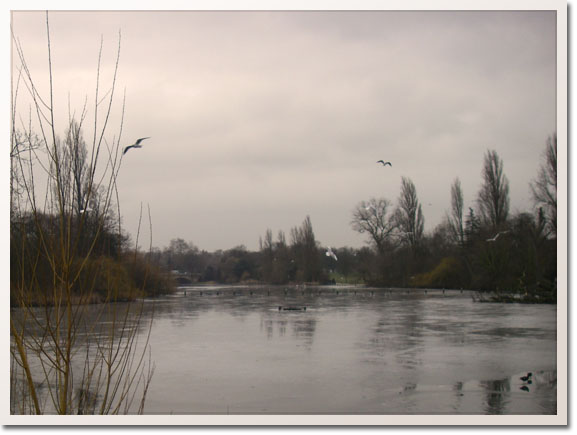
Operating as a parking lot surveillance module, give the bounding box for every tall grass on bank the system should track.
[10,13,155,414]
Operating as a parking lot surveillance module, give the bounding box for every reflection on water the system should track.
[15,285,558,415]
[11,300,153,414]
[136,285,557,415]
[481,378,510,415]
[259,312,317,349]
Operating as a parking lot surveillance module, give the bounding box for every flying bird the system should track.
[123,137,150,155]
[377,160,392,167]
[486,230,510,242]
[326,247,338,261]
[79,198,96,214]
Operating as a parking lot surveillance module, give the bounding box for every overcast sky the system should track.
[11,10,557,252]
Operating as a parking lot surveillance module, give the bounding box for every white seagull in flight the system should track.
[377,160,392,167]
[123,137,150,155]
[486,230,509,242]
[326,247,338,261]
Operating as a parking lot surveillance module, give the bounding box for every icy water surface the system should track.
[141,286,557,415]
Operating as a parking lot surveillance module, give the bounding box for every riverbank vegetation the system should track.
[10,17,159,414]
[153,138,557,304]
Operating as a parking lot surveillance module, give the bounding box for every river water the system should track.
[136,286,557,415]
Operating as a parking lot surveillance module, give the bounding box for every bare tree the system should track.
[259,229,291,284]
[10,129,43,219]
[448,177,465,246]
[290,216,320,282]
[262,229,274,252]
[394,177,424,249]
[272,230,291,284]
[259,229,274,282]
[477,149,510,230]
[531,134,557,237]
[10,14,154,415]
[464,207,481,244]
[65,120,92,215]
[351,197,396,253]
[47,120,91,217]
[276,230,286,248]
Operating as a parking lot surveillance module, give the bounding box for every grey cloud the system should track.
[12,10,557,251]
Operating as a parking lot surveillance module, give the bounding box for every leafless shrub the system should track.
[10,12,154,415]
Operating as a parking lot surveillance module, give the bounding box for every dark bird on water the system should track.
[123,137,150,155]
[377,160,392,167]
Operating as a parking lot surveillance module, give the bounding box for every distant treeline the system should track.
[148,136,557,303]
[148,212,555,302]
[11,135,557,305]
